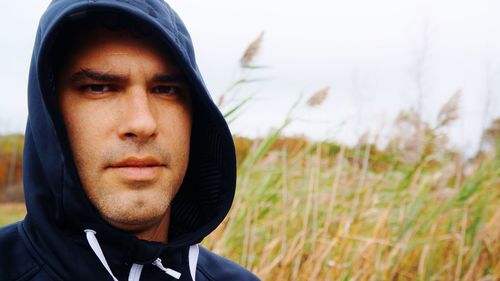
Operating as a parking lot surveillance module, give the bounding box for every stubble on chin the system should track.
[78,143,178,227]
[90,186,175,231]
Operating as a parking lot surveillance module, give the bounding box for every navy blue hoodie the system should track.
[0,0,259,280]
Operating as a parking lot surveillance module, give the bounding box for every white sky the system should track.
[1,0,499,154]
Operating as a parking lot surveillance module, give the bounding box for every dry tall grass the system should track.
[203,131,499,280]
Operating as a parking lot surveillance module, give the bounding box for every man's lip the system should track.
[109,156,164,168]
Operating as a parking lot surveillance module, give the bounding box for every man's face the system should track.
[57,28,192,232]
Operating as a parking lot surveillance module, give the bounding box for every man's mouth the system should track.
[108,156,166,181]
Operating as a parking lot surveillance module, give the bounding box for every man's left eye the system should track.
[152,86,182,95]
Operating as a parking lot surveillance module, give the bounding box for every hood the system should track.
[22,0,236,279]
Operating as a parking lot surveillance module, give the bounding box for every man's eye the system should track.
[152,86,182,95]
[84,85,112,93]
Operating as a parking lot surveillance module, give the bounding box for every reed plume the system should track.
[240,32,264,68]
[436,89,461,129]
[306,86,330,107]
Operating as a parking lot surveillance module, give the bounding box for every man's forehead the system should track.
[55,24,182,78]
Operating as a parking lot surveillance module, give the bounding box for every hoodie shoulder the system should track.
[196,246,260,281]
[0,222,41,281]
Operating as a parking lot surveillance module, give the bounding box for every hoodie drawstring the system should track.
[84,229,119,281]
[84,229,182,280]
[152,258,182,279]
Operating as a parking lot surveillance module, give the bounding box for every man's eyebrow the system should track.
[69,69,128,83]
[152,74,187,83]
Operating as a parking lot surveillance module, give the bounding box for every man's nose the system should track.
[118,88,158,142]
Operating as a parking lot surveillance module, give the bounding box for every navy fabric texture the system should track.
[0,0,258,280]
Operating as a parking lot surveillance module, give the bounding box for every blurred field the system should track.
[201,131,499,281]
[0,203,26,226]
[0,133,23,202]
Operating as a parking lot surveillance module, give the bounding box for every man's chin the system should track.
[96,199,169,230]
[102,210,164,231]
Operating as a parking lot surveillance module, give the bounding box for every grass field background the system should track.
[202,130,499,280]
[0,203,25,226]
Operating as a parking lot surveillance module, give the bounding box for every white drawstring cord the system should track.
[128,264,144,281]
[84,229,119,281]
[152,258,182,279]
[84,229,183,281]
[188,244,199,280]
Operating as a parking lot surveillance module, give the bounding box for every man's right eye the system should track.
[83,85,113,93]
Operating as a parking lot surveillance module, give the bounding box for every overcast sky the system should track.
[1,0,499,154]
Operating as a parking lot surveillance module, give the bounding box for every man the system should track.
[0,0,259,280]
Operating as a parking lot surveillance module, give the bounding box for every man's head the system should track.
[54,14,192,237]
